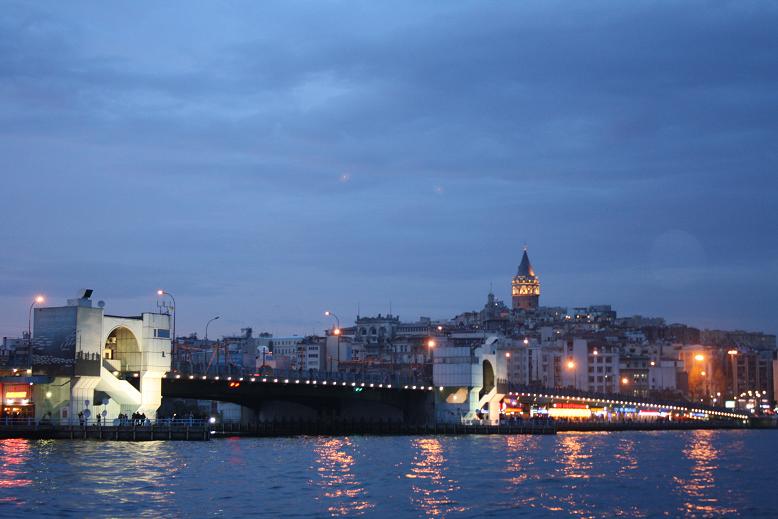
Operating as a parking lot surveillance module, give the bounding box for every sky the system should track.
[1,1,777,339]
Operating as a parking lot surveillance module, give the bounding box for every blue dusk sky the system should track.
[1,1,776,338]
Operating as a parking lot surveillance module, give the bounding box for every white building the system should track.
[31,290,171,424]
[433,336,508,424]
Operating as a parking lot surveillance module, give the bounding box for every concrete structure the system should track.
[31,290,170,424]
[433,336,508,424]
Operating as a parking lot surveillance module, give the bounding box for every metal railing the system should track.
[505,382,750,418]
[166,366,432,388]
[0,417,209,428]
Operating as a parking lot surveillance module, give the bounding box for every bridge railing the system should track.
[505,382,750,419]
[167,366,432,388]
[0,417,211,428]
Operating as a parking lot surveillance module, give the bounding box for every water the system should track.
[0,430,776,517]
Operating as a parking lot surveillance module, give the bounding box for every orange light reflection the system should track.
[406,438,468,516]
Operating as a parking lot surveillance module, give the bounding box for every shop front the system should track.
[1,382,35,419]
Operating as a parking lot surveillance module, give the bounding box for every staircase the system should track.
[95,360,142,408]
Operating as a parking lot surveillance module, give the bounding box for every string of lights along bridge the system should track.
[158,371,749,421]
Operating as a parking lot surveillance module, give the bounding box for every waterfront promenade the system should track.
[0,416,756,441]
[0,419,210,441]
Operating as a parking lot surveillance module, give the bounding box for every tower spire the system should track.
[512,245,540,311]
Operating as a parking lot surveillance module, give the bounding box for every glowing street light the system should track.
[205,316,220,341]
[566,360,575,370]
[427,339,436,349]
[324,311,341,368]
[27,294,45,365]
[621,377,629,385]
[694,354,705,362]
[505,352,511,358]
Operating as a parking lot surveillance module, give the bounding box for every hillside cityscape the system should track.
[11,247,758,419]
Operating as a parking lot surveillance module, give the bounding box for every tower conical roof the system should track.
[517,248,535,278]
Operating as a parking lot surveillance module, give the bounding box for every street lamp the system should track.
[205,316,220,341]
[427,339,436,386]
[727,350,738,397]
[324,311,341,369]
[694,353,705,362]
[27,295,45,366]
[566,359,578,389]
[157,289,177,353]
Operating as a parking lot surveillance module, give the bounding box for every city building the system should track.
[511,247,540,311]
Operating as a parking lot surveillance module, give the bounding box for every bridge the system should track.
[144,368,436,425]
[128,367,749,426]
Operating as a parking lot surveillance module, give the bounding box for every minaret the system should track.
[512,246,540,310]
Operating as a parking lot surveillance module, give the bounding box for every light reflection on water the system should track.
[0,431,775,517]
[312,437,373,516]
[675,430,737,516]
[548,434,604,517]
[614,436,638,476]
[0,439,32,504]
[406,438,468,516]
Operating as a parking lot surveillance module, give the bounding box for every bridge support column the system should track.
[138,372,164,417]
[69,376,100,425]
[488,393,504,425]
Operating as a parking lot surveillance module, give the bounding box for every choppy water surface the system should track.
[0,430,775,517]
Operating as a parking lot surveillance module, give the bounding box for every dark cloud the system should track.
[1,1,776,337]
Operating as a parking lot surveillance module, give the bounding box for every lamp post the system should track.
[157,289,176,357]
[427,339,436,383]
[728,349,738,397]
[324,311,341,371]
[428,339,436,423]
[205,316,220,342]
[27,295,45,366]
[566,359,577,390]
[693,353,706,401]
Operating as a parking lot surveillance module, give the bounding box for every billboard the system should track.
[33,306,102,377]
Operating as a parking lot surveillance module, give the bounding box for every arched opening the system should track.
[480,360,495,400]
[105,327,141,372]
